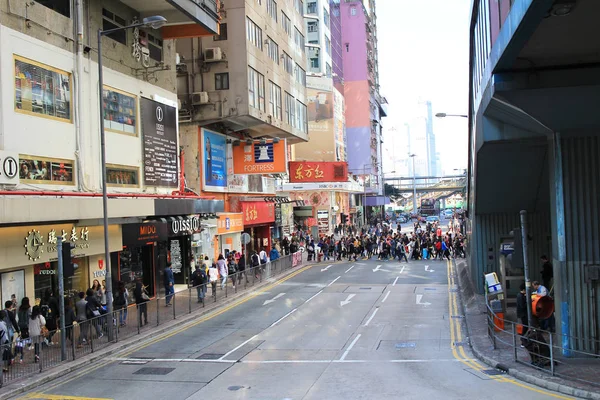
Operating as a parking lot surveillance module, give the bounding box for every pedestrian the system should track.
[3,301,19,355]
[113,281,128,327]
[209,262,219,298]
[75,292,88,347]
[259,247,268,265]
[217,254,228,290]
[85,288,103,338]
[238,252,249,285]
[28,305,46,363]
[40,288,59,345]
[270,246,280,262]
[16,297,31,361]
[63,298,76,343]
[251,250,261,278]
[540,255,553,292]
[191,264,207,303]
[0,311,11,372]
[516,283,528,346]
[91,280,104,305]
[134,278,149,327]
[164,262,175,306]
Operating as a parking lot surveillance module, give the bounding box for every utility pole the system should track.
[57,237,67,361]
[409,154,417,214]
[520,210,534,328]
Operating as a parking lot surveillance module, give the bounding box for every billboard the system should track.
[232,139,287,174]
[201,128,227,192]
[288,161,348,183]
[308,90,333,133]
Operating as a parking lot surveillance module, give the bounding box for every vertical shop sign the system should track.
[317,210,329,235]
[202,129,227,192]
[170,240,182,274]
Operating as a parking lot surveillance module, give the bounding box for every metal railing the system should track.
[0,252,303,388]
[485,301,600,388]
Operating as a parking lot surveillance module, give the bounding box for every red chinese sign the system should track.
[288,162,348,183]
[242,202,275,225]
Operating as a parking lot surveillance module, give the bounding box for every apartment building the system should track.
[0,0,220,305]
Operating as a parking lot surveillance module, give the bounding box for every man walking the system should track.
[164,263,174,306]
[191,264,207,303]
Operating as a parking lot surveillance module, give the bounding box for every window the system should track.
[19,155,74,185]
[294,28,305,53]
[102,8,127,45]
[295,64,306,86]
[326,63,332,77]
[214,23,227,41]
[215,73,229,90]
[35,0,70,18]
[307,21,318,33]
[325,36,331,55]
[350,7,357,16]
[282,51,293,75]
[323,8,330,28]
[146,32,163,61]
[267,37,279,64]
[269,81,282,120]
[246,17,263,50]
[307,1,317,13]
[248,67,265,111]
[285,92,296,127]
[296,100,307,133]
[282,12,292,37]
[267,0,278,21]
[295,0,304,15]
[15,56,72,122]
[106,164,139,187]
[103,86,136,135]
[310,58,319,69]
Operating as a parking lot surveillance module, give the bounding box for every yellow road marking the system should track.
[446,260,573,399]
[16,264,314,399]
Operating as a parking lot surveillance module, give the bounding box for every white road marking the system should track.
[263,292,286,306]
[340,294,356,307]
[345,265,355,273]
[112,357,465,364]
[399,266,406,274]
[305,290,323,304]
[270,308,297,327]
[340,334,362,360]
[381,290,391,303]
[327,276,341,286]
[392,276,399,286]
[321,264,333,272]
[425,265,435,272]
[364,307,379,326]
[372,265,382,272]
[219,334,259,360]
[416,294,432,306]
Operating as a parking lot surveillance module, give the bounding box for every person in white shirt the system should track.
[532,281,548,297]
[208,262,219,298]
[217,254,228,290]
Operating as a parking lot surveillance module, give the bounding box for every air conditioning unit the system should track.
[191,92,209,105]
[204,47,223,62]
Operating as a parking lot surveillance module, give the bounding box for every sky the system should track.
[376,0,471,176]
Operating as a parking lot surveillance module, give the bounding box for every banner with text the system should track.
[288,161,348,183]
[201,128,227,192]
[232,139,287,174]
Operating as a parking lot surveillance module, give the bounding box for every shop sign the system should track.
[242,202,275,225]
[288,162,348,183]
[317,210,329,235]
[122,222,168,245]
[232,139,287,174]
[275,204,282,226]
[25,226,91,261]
[170,216,201,236]
[34,262,55,275]
[217,213,244,234]
[201,129,228,192]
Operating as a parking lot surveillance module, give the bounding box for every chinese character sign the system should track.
[202,129,228,192]
[232,139,287,174]
[242,202,275,225]
[288,162,348,183]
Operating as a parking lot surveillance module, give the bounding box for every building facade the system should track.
[0,0,221,305]
[468,0,600,353]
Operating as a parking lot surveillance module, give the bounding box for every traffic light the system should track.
[341,213,347,224]
[62,242,75,278]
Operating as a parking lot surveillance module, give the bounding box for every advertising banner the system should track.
[308,89,333,133]
[232,139,287,174]
[201,129,227,192]
[217,213,244,235]
[226,143,249,192]
[242,202,275,225]
[140,98,178,187]
[288,161,348,183]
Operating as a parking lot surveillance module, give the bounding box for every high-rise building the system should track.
[341,0,387,198]
[404,100,440,181]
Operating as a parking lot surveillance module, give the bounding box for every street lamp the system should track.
[435,113,468,119]
[97,15,167,317]
[409,154,417,215]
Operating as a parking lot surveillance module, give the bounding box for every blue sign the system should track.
[225,218,231,230]
[202,129,227,192]
[254,143,274,163]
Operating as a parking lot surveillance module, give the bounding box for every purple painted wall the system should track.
[330,0,344,88]
[346,126,371,172]
[341,1,368,82]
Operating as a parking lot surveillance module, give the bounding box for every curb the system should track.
[453,259,600,400]
[1,264,313,399]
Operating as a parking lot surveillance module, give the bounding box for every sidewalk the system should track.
[0,256,307,399]
[454,259,600,400]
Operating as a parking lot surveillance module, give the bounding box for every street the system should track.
[14,258,572,400]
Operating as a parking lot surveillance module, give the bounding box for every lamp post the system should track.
[409,154,417,215]
[97,16,167,318]
[435,113,468,119]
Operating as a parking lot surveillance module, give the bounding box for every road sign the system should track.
[241,232,252,245]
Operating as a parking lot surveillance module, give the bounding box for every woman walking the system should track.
[28,306,46,363]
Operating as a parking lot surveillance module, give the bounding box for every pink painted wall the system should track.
[344,81,370,128]
[341,1,368,82]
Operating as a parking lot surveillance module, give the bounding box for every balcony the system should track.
[120,0,220,38]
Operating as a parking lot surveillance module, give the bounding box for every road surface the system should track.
[14,258,573,400]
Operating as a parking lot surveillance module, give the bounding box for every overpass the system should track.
[384,175,467,194]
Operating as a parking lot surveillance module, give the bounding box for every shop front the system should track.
[191,218,217,266]
[216,213,244,258]
[241,201,275,253]
[0,223,122,307]
[165,215,202,286]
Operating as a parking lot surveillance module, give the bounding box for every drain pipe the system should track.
[74,0,93,191]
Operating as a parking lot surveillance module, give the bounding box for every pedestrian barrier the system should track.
[0,252,303,388]
[484,301,600,388]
